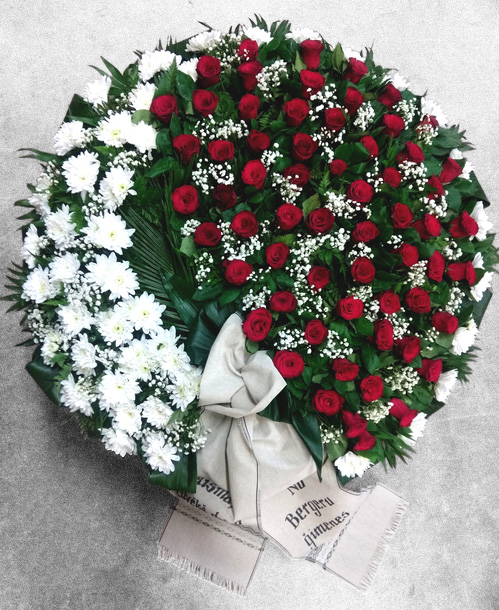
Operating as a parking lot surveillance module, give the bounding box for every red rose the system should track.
[419,114,439,129]
[383,167,402,188]
[239,93,260,120]
[439,158,462,184]
[360,135,379,158]
[230,210,259,238]
[449,211,479,238]
[172,134,201,164]
[265,242,290,269]
[150,94,178,123]
[360,375,384,402]
[330,159,348,176]
[447,261,476,285]
[196,55,221,87]
[283,163,310,187]
[392,202,413,229]
[300,39,324,70]
[212,184,237,210]
[412,214,441,239]
[273,351,305,379]
[241,160,267,189]
[417,358,442,383]
[432,311,459,334]
[344,57,368,84]
[313,389,344,416]
[243,308,272,341]
[347,180,374,204]
[306,208,335,234]
[292,133,319,161]
[378,83,402,109]
[304,320,328,345]
[208,140,234,162]
[194,222,221,247]
[276,203,303,231]
[397,141,425,164]
[428,250,446,282]
[171,185,199,214]
[269,291,297,313]
[405,287,431,313]
[237,60,263,92]
[396,243,419,267]
[325,108,346,131]
[193,89,219,116]
[343,87,364,115]
[307,266,331,291]
[351,257,376,283]
[394,336,421,364]
[283,98,310,126]
[378,291,401,314]
[336,296,364,320]
[389,398,418,428]
[332,358,359,381]
[237,39,259,61]
[224,259,253,285]
[427,174,444,199]
[342,411,368,438]
[300,70,325,99]
[374,319,394,351]
[247,129,271,154]
[353,431,376,451]
[352,220,380,243]
[382,114,405,138]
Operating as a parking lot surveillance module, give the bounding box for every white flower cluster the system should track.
[424,193,448,218]
[271,172,302,203]
[323,192,364,220]
[256,60,288,99]
[353,102,376,131]
[275,327,310,352]
[444,285,465,315]
[192,117,249,145]
[406,260,428,287]
[360,400,392,424]
[398,160,427,191]
[319,329,353,360]
[384,364,420,393]
[393,99,418,125]
[192,159,235,195]
[416,117,439,145]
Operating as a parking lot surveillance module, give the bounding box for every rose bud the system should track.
[208,139,234,162]
[330,159,348,176]
[237,39,259,61]
[300,39,324,70]
[150,94,178,123]
[283,163,310,187]
[292,133,319,161]
[392,202,413,229]
[230,210,259,238]
[332,358,359,381]
[273,351,305,378]
[347,180,374,204]
[374,319,394,351]
[172,134,201,164]
[343,87,364,115]
[335,296,364,320]
[382,114,405,138]
[439,158,462,184]
[360,135,379,158]
[389,398,418,428]
[378,291,401,314]
[300,69,325,99]
[353,431,376,452]
[446,261,476,285]
[171,185,199,215]
[241,160,267,189]
[378,83,402,108]
[269,291,298,313]
[243,308,273,341]
[397,141,425,164]
[417,358,443,383]
[313,389,344,416]
[192,89,219,116]
[247,129,271,154]
[196,55,221,87]
[431,311,459,334]
[342,411,368,438]
[352,220,380,243]
[307,266,331,291]
[395,243,419,267]
[224,259,253,285]
[194,222,222,247]
[283,98,310,126]
[351,257,376,283]
[212,184,237,210]
[426,174,444,199]
[304,320,328,345]
[360,375,384,402]
[405,287,431,314]
[449,211,479,238]
[394,336,421,364]
[237,60,263,92]
[325,108,346,131]
[239,93,260,120]
[383,167,402,188]
[344,57,368,83]
[265,242,290,269]
[306,208,335,234]
[412,214,441,239]
[276,204,303,231]
[428,250,446,282]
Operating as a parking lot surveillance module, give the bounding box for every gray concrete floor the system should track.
[1,2,498,609]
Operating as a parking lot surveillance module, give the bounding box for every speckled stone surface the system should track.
[1,2,498,609]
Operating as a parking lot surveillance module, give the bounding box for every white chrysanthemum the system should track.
[126,121,158,153]
[420,97,448,127]
[342,46,363,61]
[97,307,135,346]
[165,369,200,411]
[449,148,463,160]
[28,191,51,217]
[60,374,95,416]
[114,404,142,436]
[49,252,80,283]
[148,326,179,367]
[83,212,135,254]
[53,121,89,156]
[40,328,65,364]
[129,82,157,110]
[451,319,478,356]
[138,49,183,81]
[142,431,180,474]
[141,396,173,429]
[159,343,191,375]
[101,427,137,456]
[435,369,458,402]
[99,370,140,411]
[473,252,484,270]
[185,30,223,53]
[118,338,154,381]
[45,205,77,249]
[62,150,101,194]
[406,412,427,446]
[21,225,42,269]
[241,26,272,46]
[99,165,136,210]
[71,334,98,376]
[96,111,133,147]
[285,27,321,43]
[471,271,493,302]
[22,266,58,303]
[471,201,493,241]
[335,451,373,478]
[387,70,410,91]
[127,292,166,334]
[57,303,93,337]
[83,75,112,107]
[87,252,139,300]
[178,58,199,82]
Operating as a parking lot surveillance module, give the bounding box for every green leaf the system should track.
[219,287,242,306]
[180,235,196,257]
[435,332,454,349]
[170,113,182,139]
[334,142,370,164]
[176,70,196,101]
[146,157,176,178]
[473,289,493,327]
[192,283,223,302]
[326,434,348,461]
[294,50,308,72]
[26,350,61,405]
[291,410,323,478]
[302,193,321,218]
[132,109,154,124]
[148,452,197,493]
[355,317,374,336]
[361,344,380,374]
[184,315,217,366]
[19,148,59,163]
[245,339,259,354]
[332,43,347,73]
